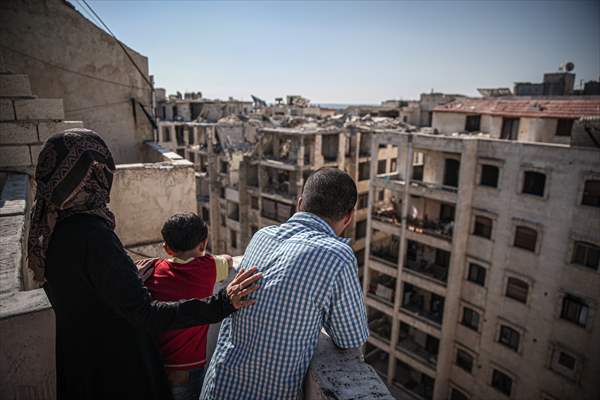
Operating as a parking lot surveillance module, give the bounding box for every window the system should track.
[378,190,384,201]
[461,307,480,331]
[434,249,450,268]
[390,159,397,173]
[377,160,387,174]
[251,196,259,210]
[220,161,229,174]
[176,148,185,158]
[355,220,367,240]
[201,207,210,224]
[480,165,499,188]
[162,127,171,142]
[572,242,600,270]
[188,129,195,144]
[444,159,460,187]
[561,295,589,327]
[467,263,486,286]
[220,187,225,199]
[498,325,520,351]
[412,151,424,181]
[558,352,576,370]
[357,193,369,209]
[501,117,519,140]
[556,119,574,136]
[491,369,512,396]
[473,216,493,239]
[582,180,600,207]
[514,226,537,252]
[230,230,237,249]
[220,214,226,227]
[187,152,196,163]
[455,349,473,373]
[465,115,481,132]
[359,162,370,181]
[450,388,469,400]
[505,277,529,303]
[522,171,546,197]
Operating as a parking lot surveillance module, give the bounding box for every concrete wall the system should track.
[110,147,197,247]
[0,0,153,164]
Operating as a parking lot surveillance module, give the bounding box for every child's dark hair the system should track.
[161,213,208,252]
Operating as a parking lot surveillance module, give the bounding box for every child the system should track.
[144,212,233,400]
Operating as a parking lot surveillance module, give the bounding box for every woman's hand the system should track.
[226,266,262,310]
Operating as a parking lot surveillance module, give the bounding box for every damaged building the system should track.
[362,95,600,400]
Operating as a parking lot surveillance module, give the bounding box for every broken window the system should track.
[572,241,600,270]
[359,162,370,181]
[561,295,589,327]
[500,118,519,140]
[473,216,492,239]
[377,160,387,174]
[582,180,600,207]
[412,152,424,181]
[355,220,367,240]
[522,171,546,196]
[175,126,185,146]
[162,127,171,142]
[359,133,371,156]
[480,164,499,188]
[228,202,240,222]
[514,226,537,252]
[443,159,460,187]
[262,198,276,220]
[505,277,528,303]
[220,161,229,174]
[251,196,259,210]
[230,230,237,249]
[188,128,195,145]
[357,193,369,209]
[321,134,339,162]
[556,119,574,136]
[465,115,481,132]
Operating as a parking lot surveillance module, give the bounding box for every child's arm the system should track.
[214,254,234,283]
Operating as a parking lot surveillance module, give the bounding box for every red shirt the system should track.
[145,255,227,371]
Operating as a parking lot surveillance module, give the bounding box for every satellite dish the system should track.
[565,62,575,72]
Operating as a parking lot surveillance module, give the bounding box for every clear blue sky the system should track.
[75,0,600,104]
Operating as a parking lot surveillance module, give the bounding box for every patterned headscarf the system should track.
[28,128,116,282]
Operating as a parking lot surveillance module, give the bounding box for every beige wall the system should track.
[110,162,197,247]
[0,0,153,164]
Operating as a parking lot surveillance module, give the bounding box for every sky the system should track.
[74,0,600,104]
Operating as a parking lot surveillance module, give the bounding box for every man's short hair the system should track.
[301,168,357,221]
[161,213,208,252]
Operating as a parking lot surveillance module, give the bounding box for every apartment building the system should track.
[362,97,600,400]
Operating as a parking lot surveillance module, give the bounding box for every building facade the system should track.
[362,98,600,400]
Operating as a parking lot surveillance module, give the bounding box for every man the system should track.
[201,168,369,400]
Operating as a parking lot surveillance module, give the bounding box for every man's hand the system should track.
[226,266,262,310]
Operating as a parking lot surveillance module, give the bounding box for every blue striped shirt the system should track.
[201,212,369,400]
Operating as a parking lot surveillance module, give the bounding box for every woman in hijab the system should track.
[28,129,261,400]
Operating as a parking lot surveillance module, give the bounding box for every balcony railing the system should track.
[407,217,453,240]
[370,250,399,266]
[404,258,448,284]
[263,183,295,198]
[401,300,443,325]
[372,208,402,226]
[396,335,437,367]
[409,180,457,193]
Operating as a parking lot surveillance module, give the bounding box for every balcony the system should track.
[367,271,396,307]
[367,307,392,343]
[370,234,400,267]
[400,283,445,326]
[372,207,402,226]
[407,217,453,241]
[396,322,439,368]
[393,359,435,400]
